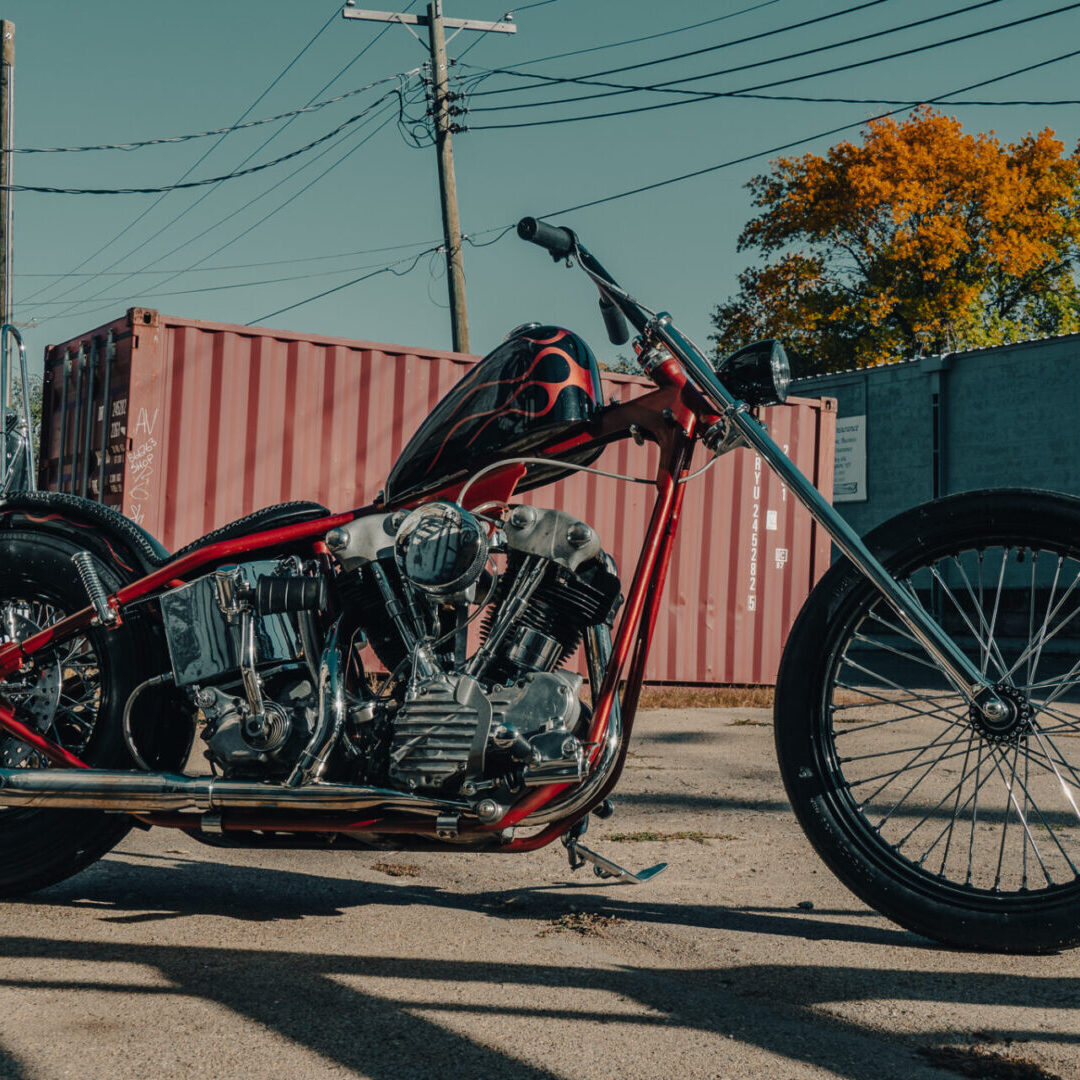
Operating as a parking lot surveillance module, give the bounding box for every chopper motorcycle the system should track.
[0,217,1078,954]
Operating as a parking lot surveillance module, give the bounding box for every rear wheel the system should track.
[775,490,1080,952]
[0,531,147,896]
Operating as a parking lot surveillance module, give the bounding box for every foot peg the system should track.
[562,812,667,886]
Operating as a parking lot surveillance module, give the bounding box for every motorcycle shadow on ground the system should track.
[0,918,1074,1080]
[31,843,923,950]
[5,848,1077,1080]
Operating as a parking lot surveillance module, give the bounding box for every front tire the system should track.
[775,490,1080,952]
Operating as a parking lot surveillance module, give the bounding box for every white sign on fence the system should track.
[834,414,867,502]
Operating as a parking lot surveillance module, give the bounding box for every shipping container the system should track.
[40,309,835,684]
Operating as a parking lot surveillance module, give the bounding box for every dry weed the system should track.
[371,861,421,878]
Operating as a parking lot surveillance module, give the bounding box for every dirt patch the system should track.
[919,1044,1063,1080]
[604,830,736,844]
[538,912,626,938]
[636,685,774,709]
[371,861,421,878]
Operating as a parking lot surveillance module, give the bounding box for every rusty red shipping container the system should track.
[39,309,835,684]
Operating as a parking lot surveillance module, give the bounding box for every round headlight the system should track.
[716,339,791,406]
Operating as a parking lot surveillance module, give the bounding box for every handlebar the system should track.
[517,217,575,261]
[518,216,631,345]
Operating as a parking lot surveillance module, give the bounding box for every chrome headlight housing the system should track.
[716,339,791,406]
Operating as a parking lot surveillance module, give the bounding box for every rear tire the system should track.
[775,490,1080,953]
[0,531,149,896]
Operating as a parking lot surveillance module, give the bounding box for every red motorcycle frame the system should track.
[0,346,711,854]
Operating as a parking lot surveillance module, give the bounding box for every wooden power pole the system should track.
[0,20,13,338]
[342,2,515,354]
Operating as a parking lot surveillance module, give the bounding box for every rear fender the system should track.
[0,491,168,579]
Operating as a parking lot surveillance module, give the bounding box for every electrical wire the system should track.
[31,68,419,326]
[20,253,449,305]
[463,0,925,96]
[24,98,403,325]
[86,40,1064,336]
[8,75,412,154]
[14,237,440,277]
[462,224,517,248]
[505,0,562,12]
[527,49,1079,217]
[4,92,409,194]
[490,0,788,72]
[28,1,421,316]
[706,89,1080,106]
[29,102,404,328]
[465,0,1077,127]
[18,1,346,308]
[246,245,440,326]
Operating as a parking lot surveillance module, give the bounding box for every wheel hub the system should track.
[970,686,1034,745]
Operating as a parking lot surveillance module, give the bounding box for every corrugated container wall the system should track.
[40,309,836,684]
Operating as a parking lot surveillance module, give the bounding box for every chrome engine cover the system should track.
[389,674,492,792]
[389,669,585,794]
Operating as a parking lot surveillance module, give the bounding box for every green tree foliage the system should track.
[711,108,1080,374]
[11,374,42,445]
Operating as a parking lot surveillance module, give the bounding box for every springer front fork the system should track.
[652,316,1009,722]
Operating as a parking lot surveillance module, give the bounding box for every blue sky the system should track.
[5,0,1080,370]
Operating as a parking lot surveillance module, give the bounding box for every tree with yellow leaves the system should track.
[711,108,1080,373]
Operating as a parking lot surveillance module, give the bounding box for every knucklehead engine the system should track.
[325,501,622,801]
[154,324,622,807]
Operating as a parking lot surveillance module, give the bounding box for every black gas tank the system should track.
[385,326,604,502]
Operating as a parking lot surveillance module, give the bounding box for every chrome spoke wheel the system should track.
[830,544,1080,894]
[776,491,1080,951]
[0,598,103,768]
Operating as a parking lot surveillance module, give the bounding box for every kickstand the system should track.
[561,813,667,886]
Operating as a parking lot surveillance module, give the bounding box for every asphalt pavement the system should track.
[0,707,1074,1080]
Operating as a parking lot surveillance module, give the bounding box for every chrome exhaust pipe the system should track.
[0,768,468,816]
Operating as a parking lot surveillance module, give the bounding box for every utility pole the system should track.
[0,21,13,338]
[342,3,515,354]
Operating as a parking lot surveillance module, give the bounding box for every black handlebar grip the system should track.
[254,574,327,615]
[517,216,575,260]
[599,295,630,346]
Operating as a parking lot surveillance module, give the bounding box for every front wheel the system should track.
[775,490,1080,952]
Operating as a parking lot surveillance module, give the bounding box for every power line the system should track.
[15,238,439,276]
[4,87,411,193]
[28,102,402,328]
[164,44,1070,335]
[28,1,421,315]
[486,0,788,72]
[527,53,1080,218]
[706,88,1080,106]
[21,252,437,303]
[7,74,411,154]
[18,0,346,307]
[464,0,913,96]
[247,245,440,325]
[464,0,1026,111]
[504,0,561,12]
[465,3,1080,129]
[452,0,566,64]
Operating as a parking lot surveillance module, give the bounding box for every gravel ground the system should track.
[0,706,1076,1080]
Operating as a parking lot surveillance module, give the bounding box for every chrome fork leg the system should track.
[653,317,1004,716]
